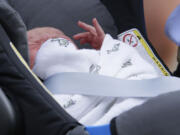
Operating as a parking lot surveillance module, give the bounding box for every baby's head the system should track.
[27,27,75,68]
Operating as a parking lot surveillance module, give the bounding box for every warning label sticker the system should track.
[122,33,139,47]
[118,28,170,76]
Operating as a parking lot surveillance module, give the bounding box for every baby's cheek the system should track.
[29,46,39,69]
[29,51,35,69]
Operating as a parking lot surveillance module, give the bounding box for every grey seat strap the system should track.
[44,72,180,97]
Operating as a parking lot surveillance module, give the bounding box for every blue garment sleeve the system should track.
[165,5,180,46]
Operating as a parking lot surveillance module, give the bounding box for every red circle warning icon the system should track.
[123,33,138,47]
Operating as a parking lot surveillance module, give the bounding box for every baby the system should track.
[28,18,158,126]
[27,27,75,69]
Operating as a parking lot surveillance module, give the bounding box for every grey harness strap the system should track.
[44,72,180,97]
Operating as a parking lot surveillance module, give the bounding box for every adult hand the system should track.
[73,18,105,50]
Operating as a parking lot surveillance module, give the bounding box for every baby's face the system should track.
[27,27,76,69]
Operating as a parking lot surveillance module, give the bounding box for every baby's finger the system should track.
[80,38,88,45]
[78,21,96,36]
[92,18,105,36]
[73,32,90,40]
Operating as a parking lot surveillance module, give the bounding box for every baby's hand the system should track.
[73,18,105,50]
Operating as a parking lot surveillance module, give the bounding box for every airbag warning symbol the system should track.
[123,33,138,47]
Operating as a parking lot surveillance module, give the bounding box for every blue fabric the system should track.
[44,73,180,98]
[86,124,111,135]
[165,5,180,46]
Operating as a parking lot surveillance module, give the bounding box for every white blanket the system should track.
[33,35,158,126]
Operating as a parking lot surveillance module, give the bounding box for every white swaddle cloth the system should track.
[33,35,158,126]
[33,38,100,80]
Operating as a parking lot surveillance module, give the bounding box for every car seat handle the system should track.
[0,0,29,64]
